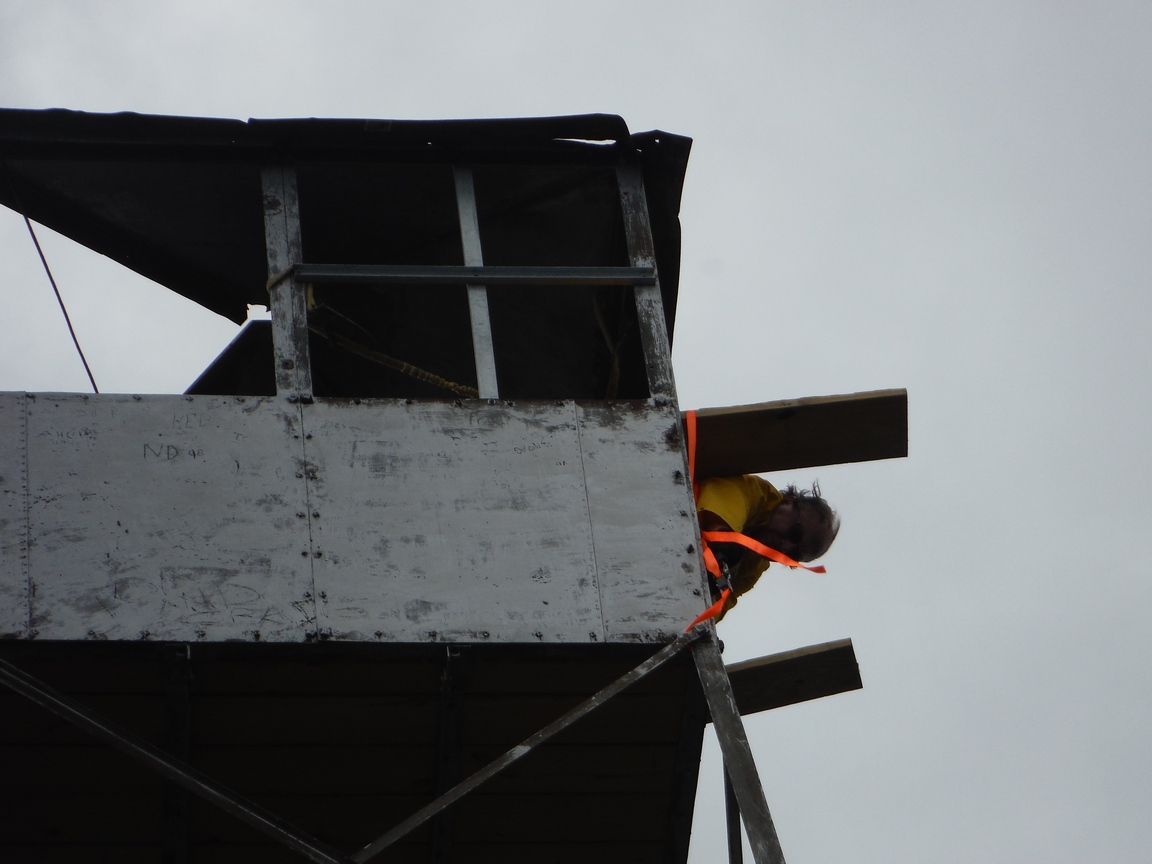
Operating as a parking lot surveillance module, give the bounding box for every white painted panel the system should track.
[303,400,602,642]
[2,393,703,644]
[23,394,315,641]
[0,394,28,638]
[576,402,705,640]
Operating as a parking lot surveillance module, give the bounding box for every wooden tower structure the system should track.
[0,108,906,863]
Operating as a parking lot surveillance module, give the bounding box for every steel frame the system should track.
[0,625,785,864]
[2,151,790,864]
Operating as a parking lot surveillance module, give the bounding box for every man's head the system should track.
[760,483,840,563]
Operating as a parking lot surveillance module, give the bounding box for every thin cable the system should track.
[2,161,98,393]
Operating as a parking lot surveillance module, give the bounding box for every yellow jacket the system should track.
[696,475,783,614]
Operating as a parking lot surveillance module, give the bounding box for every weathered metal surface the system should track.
[576,401,703,640]
[303,399,601,642]
[0,393,703,643]
[692,635,786,864]
[263,165,313,401]
[617,161,678,399]
[18,393,315,641]
[454,165,500,399]
[0,393,29,638]
[291,263,657,286]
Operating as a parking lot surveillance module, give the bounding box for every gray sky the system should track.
[3,2,1151,861]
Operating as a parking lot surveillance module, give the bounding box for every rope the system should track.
[2,160,98,393]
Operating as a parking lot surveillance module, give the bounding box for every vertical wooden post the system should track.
[616,160,677,401]
[692,634,786,864]
[262,165,312,402]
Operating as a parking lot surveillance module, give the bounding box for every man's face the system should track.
[763,499,829,563]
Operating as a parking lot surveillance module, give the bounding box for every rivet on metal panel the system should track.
[428,631,438,640]
[533,631,543,640]
[305,433,313,440]
[693,589,702,596]
[295,471,304,478]
[300,551,309,557]
[313,551,323,558]
[288,395,299,403]
[481,631,490,639]
[280,359,295,370]
[374,631,383,639]
[673,470,685,483]
[589,631,598,641]
[132,394,141,401]
[312,511,320,518]
[687,544,695,553]
[296,512,306,519]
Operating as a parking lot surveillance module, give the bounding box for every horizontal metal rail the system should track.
[0,658,355,864]
[287,263,656,287]
[353,626,705,863]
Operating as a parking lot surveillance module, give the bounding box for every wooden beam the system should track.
[687,389,907,478]
[692,636,785,864]
[723,639,861,718]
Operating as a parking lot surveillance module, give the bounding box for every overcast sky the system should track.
[3,2,1151,862]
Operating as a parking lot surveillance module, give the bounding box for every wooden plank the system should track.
[262,165,312,401]
[725,638,862,717]
[689,388,907,477]
[617,160,677,399]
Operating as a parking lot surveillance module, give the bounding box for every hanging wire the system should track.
[2,160,99,393]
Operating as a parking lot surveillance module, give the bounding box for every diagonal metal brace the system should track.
[0,658,355,864]
[353,626,706,863]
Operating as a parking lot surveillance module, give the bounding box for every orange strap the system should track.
[686,587,731,630]
[700,530,827,574]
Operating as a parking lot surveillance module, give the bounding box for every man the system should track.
[696,475,839,614]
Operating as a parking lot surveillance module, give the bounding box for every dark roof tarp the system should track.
[0,108,690,331]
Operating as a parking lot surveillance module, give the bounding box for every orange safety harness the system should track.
[683,410,826,630]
